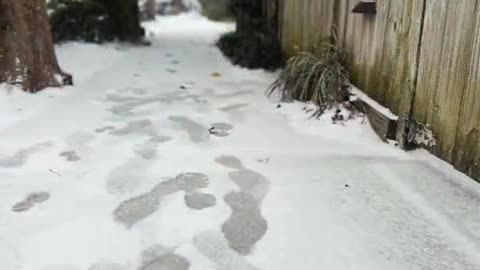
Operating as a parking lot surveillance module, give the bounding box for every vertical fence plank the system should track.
[415,0,479,163]
[453,5,480,178]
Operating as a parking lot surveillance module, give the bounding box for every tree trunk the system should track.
[171,0,187,14]
[145,0,156,20]
[0,0,71,93]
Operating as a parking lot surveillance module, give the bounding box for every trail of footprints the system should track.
[113,172,210,228]
[106,154,269,269]
[215,155,270,255]
[18,86,266,269]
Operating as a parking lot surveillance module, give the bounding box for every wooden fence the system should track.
[276,0,480,181]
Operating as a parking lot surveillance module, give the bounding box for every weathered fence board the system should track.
[281,0,335,55]
[449,1,480,177]
[415,0,479,164]
[277,0,480,181]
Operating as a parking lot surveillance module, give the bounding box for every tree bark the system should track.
[0,0,71,93]
[145,0,156,20]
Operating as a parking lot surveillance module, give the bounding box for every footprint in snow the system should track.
[209,122,234,137]
[12,192,50,212]
[59,151,80,162]
[139,245,190,270]
[89,262,125,270]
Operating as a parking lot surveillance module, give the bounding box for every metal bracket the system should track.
[352,1,377,15]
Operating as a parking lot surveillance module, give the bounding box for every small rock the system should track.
[345,184,349,188]
[210,72,222,77]
[277,104,282,108]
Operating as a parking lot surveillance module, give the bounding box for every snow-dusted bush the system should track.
[268,40,350,116]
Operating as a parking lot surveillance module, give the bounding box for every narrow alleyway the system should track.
[1,14,480,270]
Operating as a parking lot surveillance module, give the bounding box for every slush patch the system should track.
[106,158,150,195]
[228,169,269,201]
[185,192,216,210]
[141,253,189,270]
[219,103,249,112]
[215,155,244,170]
[135,136,172,160]
[209,122,233,137]
[109,119,153,136]
[193,231,259,270]
[0,142,52,168]
[60,151,80,161]
[169,116,209,143]
[113,173,209,227]
[12,192,50,212]
[222,192,267,255]
[95,126,115,133]
[220,162,270,255]
[89,262,125,270]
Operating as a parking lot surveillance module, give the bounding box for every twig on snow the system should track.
[49,169,62,177]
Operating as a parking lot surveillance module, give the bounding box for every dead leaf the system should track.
[210,72,222,77]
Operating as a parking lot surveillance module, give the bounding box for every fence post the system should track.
[396,0,427,149]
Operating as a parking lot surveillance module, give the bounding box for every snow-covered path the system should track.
[1,14,480,270]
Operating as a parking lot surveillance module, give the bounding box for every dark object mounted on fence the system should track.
[352,1,377,15]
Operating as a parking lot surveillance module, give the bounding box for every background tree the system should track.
[199,0,231,21]
[144,0,156,20]
[0,0,71,92]
[50,0,145,43]
[215,0,284,70]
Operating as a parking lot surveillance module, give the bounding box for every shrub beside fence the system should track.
[277,0,480,181]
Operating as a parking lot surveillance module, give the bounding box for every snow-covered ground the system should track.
[1,13,480,270]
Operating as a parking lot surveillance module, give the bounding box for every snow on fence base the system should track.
[350,86,398,142]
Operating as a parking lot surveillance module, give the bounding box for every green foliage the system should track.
[50,0,144,43]
[216,31,285,70]
[199,0,232,21]
[268,40,350,114]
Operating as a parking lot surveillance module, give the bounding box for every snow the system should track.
[1,13,480,270]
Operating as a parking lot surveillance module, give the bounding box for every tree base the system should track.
[216,31,285,71]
